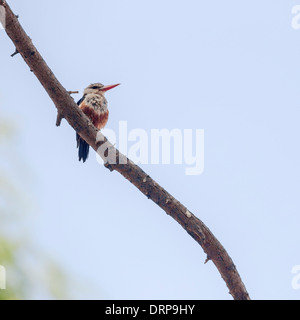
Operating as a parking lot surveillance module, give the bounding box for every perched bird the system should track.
[76,83,120,162]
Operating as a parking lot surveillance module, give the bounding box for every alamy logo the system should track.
[0,5,5,30]
[292,5,300,30]
[96,121,204,176]
[291,265,300,290]
[0,265,6,290]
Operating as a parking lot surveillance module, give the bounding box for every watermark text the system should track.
[292,265,300,290]
[0,5,5,30]
[292,5,300,29]
[96,121,204,176]
[0,265,6,290]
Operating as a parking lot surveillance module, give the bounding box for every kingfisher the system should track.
[76,82,120,162]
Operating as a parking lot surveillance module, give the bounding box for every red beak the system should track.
[101,83,120,92]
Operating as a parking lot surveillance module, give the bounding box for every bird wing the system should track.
[77,95,85,106]
[76,95,85,148]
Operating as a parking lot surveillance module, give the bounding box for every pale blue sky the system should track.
[1,0,300,299]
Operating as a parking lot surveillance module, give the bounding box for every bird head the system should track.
[83,83,120,96]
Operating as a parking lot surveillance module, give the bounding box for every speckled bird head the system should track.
[84,83,120,95]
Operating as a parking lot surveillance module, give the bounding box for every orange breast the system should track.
[80,102,109,129]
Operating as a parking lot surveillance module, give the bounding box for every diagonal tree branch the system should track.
[0,0,250,300]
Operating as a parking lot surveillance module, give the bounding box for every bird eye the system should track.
[92,86,99,89]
